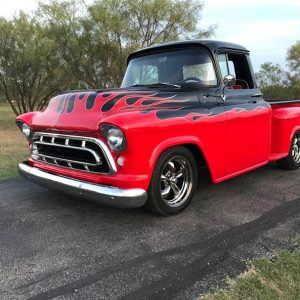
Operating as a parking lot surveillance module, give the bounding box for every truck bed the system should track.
[269,99,300,161]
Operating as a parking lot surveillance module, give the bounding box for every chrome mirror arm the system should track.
[203,74,235,102]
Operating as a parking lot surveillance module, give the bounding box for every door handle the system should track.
[251,93,262,98]
[248,100,257,104]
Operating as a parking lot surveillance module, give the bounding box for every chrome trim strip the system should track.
[32,132,117,174]
[18,163,147,208]
[269,99,300,105]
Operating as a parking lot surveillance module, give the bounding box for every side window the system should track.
[217,53,254,89]
[217,54,236,77]
[228,61,236,77]
[218,54,228,78]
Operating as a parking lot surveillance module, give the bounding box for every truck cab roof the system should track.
[128,40,249,63]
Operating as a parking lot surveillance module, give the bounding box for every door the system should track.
[217,52,271,176]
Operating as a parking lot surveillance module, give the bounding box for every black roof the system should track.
[128,40,249,62]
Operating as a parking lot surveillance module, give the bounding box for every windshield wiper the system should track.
[148,82,181,88]
[130,82,181,89]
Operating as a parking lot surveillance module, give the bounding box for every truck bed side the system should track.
[270,100,300,160]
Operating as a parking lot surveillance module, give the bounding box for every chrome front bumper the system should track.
[18,163,147,208]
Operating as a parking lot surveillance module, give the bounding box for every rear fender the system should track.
[271,106,300,154]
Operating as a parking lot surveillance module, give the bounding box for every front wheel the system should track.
[146,147,198,216]
[277,131,300,170]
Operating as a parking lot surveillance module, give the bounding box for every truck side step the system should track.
[269,153,288,161]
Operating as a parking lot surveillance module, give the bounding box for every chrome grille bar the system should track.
[33,140,102,165]
[32,153,99,167]
[31,132,117,174]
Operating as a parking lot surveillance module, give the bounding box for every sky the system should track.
[0,0,299,72]
[201,0,300,71]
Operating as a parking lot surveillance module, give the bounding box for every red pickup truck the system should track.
[17,40,300,215]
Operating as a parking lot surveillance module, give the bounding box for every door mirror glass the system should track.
[224,74,236,87]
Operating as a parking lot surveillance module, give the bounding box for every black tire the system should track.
[146,146,198,216]
[277,131,300,170]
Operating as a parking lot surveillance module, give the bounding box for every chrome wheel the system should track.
[160,156,193,207]
[292,134,300,163]
[277,132,300,170]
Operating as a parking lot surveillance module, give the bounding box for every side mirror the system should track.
[218,75,236,102]
[223,74,236,87]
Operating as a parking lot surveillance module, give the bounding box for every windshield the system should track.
[121,48,217,88]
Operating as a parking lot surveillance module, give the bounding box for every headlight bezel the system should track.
[22,123,31,138]
[100,124,127,152]
[16,121,33,140]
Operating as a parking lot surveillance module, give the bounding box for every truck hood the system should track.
[31,89,197,132]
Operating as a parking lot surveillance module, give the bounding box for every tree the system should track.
[287,41,300,76]
[37,0,102,89]
[255,62,298,100]
[286,41,300,99]
[0,0,215,114]
[256,62,288,89]
[38,0,215,89]
[88,0,214,48]
[0,13,66,115]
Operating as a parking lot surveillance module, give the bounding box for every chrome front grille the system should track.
[31,132,116,174]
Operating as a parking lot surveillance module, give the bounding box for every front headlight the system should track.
[101,125,127,152]
[22,123,31,138]
[16,121,32,140]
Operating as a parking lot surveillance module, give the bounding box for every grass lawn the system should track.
[0,105,28,179]
[201,245,300,300]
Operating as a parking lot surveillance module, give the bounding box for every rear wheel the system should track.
[146,147,198,216]
[277,131,300,170]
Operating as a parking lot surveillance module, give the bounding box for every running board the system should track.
[269,153,288,161]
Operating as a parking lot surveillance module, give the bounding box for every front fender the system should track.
[16,112,40,126]
[103,106,227,187]
[148,135,206,173]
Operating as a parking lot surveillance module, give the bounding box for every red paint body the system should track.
[16,91,300,191]
[16,40,300,195]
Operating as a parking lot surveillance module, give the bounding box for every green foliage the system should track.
[0,0,215,115]
[88,0,213,47]
[259,86,297,101]
[255,62,295,100]
[256,42,300,100]
[256,62,288,89]
[37,0,215,89]
[202,246,300,300]
[0,105,28,179]
[37,0,103,89]
[287,41,300,76]
[0,13,67,115]
[287,41,300,98]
